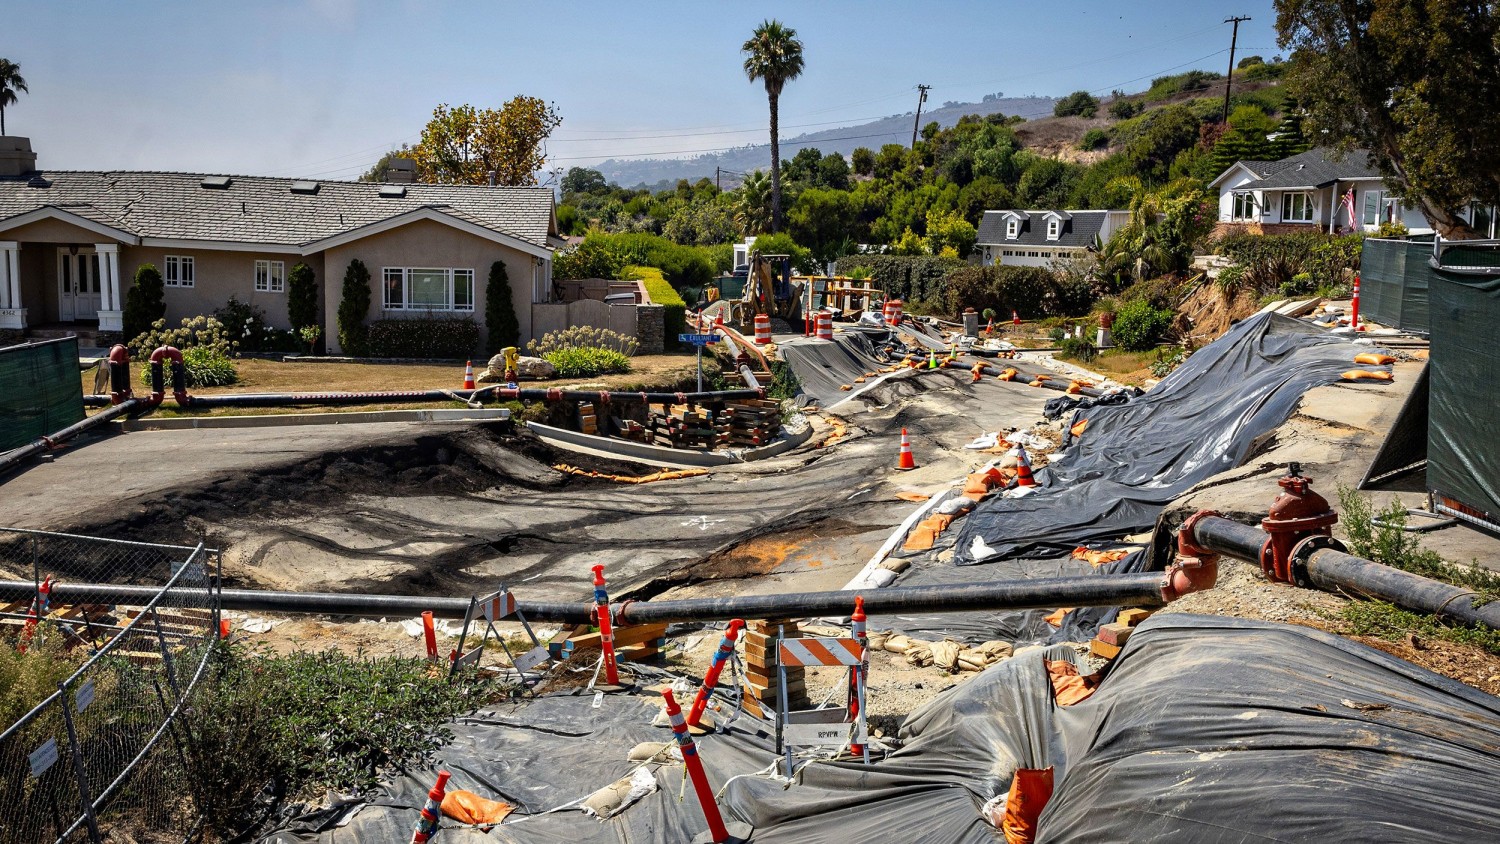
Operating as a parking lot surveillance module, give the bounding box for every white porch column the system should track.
[0,241,23,330]
[94,243,123,332]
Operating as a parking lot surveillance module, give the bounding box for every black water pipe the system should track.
[82,394,111,407]
[176,385,769,410]
[0,571,1169,625]
[1188,515,1500,630]
[0,398,146,475]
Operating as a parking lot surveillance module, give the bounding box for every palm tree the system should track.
[734,170,773,235]
[742,20,804,233]
[0,59,27,136]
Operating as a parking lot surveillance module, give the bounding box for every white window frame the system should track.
[163,255,195,288]
[1005,219,1018,239]
[1281,192,1314,223]
[1232,191,1257,222]
[1471,203,1497,239]
[254,259,286,293]
[381,267,475,312]
[1046,219,1060,240]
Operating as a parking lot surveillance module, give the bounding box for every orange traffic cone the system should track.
[896,428,916,471]
[1013,445,1036,487]
[462,360,476,389]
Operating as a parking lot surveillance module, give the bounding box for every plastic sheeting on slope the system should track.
[953,313,1389,565]
[777,328,897,407]
[260,615,1500,844]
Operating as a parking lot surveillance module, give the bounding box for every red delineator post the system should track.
[1351,273,1362,331]
[410,770,450,843]
[687,618,745,729]
[663,689,731,844]
[591,564,620,686]
[848,596,868,757]
[422,611,438,662]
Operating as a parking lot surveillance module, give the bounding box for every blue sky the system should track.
[5,1,1281,181]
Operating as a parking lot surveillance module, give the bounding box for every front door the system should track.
[57,250,101,322]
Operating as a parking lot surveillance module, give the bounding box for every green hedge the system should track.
[367,316,480,359]
[583,232,716,289]
[833,255,964,305]
[944,265,1093,319]
[1214,232,1362,294]
[1112,299,1174,351]
[628,265,685,350]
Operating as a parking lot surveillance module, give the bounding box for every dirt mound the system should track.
[1175,281,1262,344]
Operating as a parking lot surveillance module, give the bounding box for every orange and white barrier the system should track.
[778,636,866,667]
[754,314,772,345]
[775,615,871,774]
[896,428,916,471]
[817,312,834,341]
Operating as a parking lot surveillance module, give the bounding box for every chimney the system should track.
[0,136,38,178]
[384,157,416,184]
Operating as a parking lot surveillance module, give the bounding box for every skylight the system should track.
[379,185,406,198]
[200,176,232,189]
[290,181,320,195]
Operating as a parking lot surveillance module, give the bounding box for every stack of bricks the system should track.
[724,399,783,448]
[741,620,809,718]
[647,404,726,449]
[579,401,598,436]
[1090,607,1153,660]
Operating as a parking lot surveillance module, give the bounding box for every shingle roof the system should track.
[1225,148,1382,190]
[977,210,1110,248]
[0,171,555,248]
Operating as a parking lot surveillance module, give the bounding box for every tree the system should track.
[1275,0,1500,235]
[851,146,875,176]
[1053,90,1099,118]
[742,19,805,232]
[409,97,563,186]
[337,259,372,356]
[561,167,608,196]
[1206,105,1281,177]
[0,59,27,135]
[122,263,165,341]
[1108,98,1142,120]
[1120,105,1201,184]
[817,152,851,191]
[663,201,737,246]
[287,263,317,331]
[734,169,774,235]
[788,187,856,265]
[485,261,519,353]
[926,209,977,259]
[1237,54,1266,69]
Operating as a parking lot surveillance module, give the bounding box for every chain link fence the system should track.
[0,528,221,843]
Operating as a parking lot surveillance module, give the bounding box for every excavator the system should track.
[742,250,800,322]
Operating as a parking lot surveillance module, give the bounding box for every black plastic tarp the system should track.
[952,313,1387,565]
[260,615,1500,843]
[1427,270,1500,530]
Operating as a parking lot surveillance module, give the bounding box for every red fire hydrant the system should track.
[1259,463,1337,584]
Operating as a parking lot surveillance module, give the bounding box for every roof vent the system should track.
[201,175,232,189]
[290,180,320,195]
[26,175,50,188]
[379,184,406,198]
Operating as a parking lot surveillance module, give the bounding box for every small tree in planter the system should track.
[337,259,372,356]
[287,262,318,334]
[123,263,166,342]
[485,260,520,354]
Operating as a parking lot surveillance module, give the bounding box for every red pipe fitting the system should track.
[1260,463,1337,584]
[107,344,133,404]
[148,345,189,405]
[1162,509,1221,601]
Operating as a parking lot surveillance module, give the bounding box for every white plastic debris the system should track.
[964,432,1001,450]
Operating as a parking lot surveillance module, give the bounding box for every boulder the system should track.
[479,354,556,381]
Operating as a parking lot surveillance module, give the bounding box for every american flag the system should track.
[1341,189,1358,230]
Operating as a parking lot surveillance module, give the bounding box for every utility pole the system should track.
[911,84,931,147]
[716,166,721,192]
[1222,16,1252,124]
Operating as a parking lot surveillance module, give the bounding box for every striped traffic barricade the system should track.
[448,585,551,684]
[775,625,871,776]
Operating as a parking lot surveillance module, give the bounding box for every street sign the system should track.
[679,333,719,346]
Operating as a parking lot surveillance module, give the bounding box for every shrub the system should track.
[337,259,372,356]
[127,314,235,359]
[1078,128,1109,151]
[287,262,318,331]
[1058,335,1098,363]
[554,239,628,281]
[943,265,1088,319]
[1112,299,1174,351]
[122,264,166,340]
[627,265,685,349]
[485,260,520,353]
[744,232,814,274]
[1108,98,1142,120]
[580,232,715,288]
[1215,232,1362,294]
[214,296,299,353]
[367,316,480,359]
[1054,90,1099,118]
[179,345,239,386]
[528,325,639,357]
[543,347,632,378]
[833,254,964,304]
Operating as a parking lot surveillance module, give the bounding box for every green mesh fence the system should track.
[1428,261,1500,532]
[1359,239,1432,334]
[0,337,84,451]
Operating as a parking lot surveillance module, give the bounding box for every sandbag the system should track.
[1045,660,1101,706]
[1354,352,1397,365]
[1001,767,1055,844]
[441,789,514,825]
[1341,369,1395,381]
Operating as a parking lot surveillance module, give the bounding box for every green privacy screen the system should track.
[1428,265,1500,533]
[0,337,84,451]
[1360,238,1432,335]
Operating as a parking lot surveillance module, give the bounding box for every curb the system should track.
[526,418,813,468]
[113,407,512,432]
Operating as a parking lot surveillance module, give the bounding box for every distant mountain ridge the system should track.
[592,95,1057,190]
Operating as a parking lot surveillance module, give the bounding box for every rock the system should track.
[479,354,556,381]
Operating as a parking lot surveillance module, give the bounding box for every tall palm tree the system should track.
[742,20,804,233]
[0,59,27,136]
[734,170,773,235]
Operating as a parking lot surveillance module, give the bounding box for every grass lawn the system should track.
[1053,348,1163,385]
[86,354,701,416]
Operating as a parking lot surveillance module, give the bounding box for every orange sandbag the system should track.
[1354,352,1397,365]
[1341,369,1394,382]
[996,368,1019,382]
[1071,546,1129,566]
[1066,380,1084,395]
[1046,660,1102,706]
[1027,379,1045,387]
[442,789,514,825]
[964,473,994,496]
[1001,767,1055,844]
[1042,607,1074,627]
[903,513,956,551]
[1069,418,1089,437]
[895,491,931,502]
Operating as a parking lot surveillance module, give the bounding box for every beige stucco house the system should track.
[0,137,559,352]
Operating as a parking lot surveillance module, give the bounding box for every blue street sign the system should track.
[679,333,719,346]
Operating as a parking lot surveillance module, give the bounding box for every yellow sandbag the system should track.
[1341,369,1394,382]
[1354,352,1396,365]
